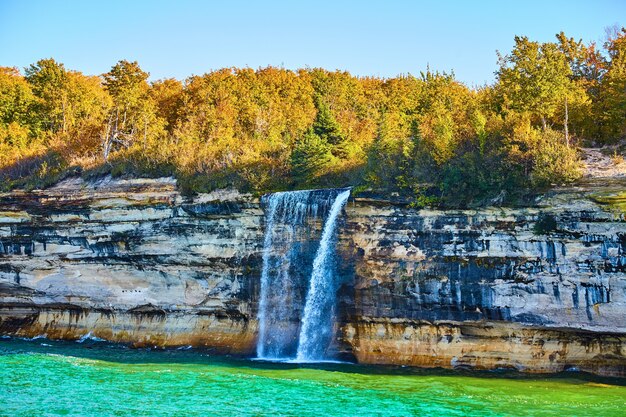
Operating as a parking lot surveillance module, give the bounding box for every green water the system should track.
[1,338,625,416]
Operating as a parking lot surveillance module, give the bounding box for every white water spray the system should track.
[257,190,317,359]
[256,188,350,361]
[296,189,351,361]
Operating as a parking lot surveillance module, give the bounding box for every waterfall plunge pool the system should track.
[2,337,625,417]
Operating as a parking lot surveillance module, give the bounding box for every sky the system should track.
[0,0,624,87]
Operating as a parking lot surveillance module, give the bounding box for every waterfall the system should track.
[296,189,351,361]
[256,190,321,359]
[256,188,350,361]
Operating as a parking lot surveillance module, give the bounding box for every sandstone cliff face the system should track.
[0,178,263,353]
[0,177,625,376]
[336,182,626,376]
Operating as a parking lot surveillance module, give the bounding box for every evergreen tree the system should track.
[312,97,346,146]
[290,129,333,184]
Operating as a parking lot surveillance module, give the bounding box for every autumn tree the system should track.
[24,59,112,158]
[150,78,183,134]
[0,28,618,203]
[597,27,626,141]
[556,32,606,96]
[0,67,39,166]
[497,37,576,134]
[24,58,70,133]
[0,67,36,130]
[61,72,112,158]
[102,60,154,161]
[554,32,605,140]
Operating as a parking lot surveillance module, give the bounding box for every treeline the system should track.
[1,28,625,206]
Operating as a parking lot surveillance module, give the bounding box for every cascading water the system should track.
[256,188,350,361]
[257,190,320,359]
[296,189,351,361]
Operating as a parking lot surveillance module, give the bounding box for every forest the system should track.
[1,28,625,207]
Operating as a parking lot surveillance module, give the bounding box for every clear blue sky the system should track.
[0,0,623,86]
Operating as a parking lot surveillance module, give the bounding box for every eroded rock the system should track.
[1,176,625,376]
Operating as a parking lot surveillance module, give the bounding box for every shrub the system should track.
[531,128,582,187]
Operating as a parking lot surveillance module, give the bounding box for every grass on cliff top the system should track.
[591,191,626,215]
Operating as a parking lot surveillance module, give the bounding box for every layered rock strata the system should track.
[1,177,624,376]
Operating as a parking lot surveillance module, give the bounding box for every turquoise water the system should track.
[1,338,625,416]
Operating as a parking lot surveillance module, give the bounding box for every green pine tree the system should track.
[290,129,333,184]
[312,97,345,146]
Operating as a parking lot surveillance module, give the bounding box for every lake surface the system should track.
[1,338,625,416]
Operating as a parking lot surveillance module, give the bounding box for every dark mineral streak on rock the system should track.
[0,177,625,376]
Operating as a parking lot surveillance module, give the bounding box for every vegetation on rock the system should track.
[1,28,625,207]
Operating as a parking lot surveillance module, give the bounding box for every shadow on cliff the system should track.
[0,150,80,192]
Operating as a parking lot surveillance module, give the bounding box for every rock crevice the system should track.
[1,177,625,376]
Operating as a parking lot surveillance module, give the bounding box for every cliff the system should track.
[337,180,626,376]
[1,177,625,376]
